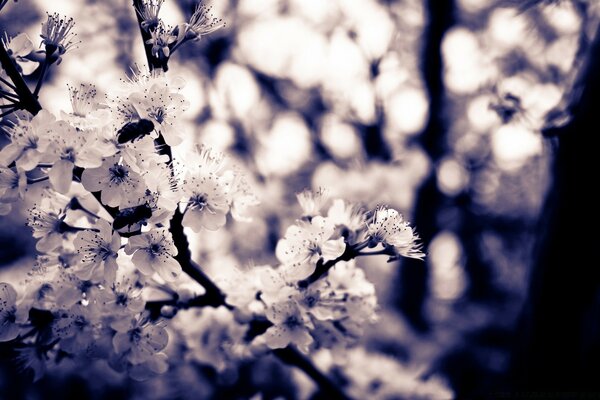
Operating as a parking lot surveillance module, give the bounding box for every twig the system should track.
[0,88,19,101]
[298,245,358,288]
[0,74,17,90]
[0,107,16,118]
[33,59,49,97]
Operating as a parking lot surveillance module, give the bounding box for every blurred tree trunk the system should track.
[510,23,599,392]
[396,0,455,332]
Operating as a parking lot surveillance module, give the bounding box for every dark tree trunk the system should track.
[510,25,599,392]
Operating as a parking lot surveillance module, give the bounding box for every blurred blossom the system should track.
[437,157,469,197]
[443,28,497,94]
[491,124,542,171]
[429,231,466,302]
[288,0,339,27]
[198,119,235,151]
[215,63,260,119]
[386,87,429,136]
[459,0,493,13]
[324,30,368,94]
[238,16,327,88]
[545,37,579,73]
[375,52,410,99]
[322,347,454,400]
[256,113,311,176]
[319,115,361,160]
[542,2,581,34]
[488,9,529,49]
[467,95,500,133]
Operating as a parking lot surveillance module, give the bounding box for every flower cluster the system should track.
[216,193,422,361]
[134,0,225,65]
[0,66,257,379]
[0,2,425,396]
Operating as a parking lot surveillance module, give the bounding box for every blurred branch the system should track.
[395,0,455,332]
[273,348,351,400]
[509,21,600,391]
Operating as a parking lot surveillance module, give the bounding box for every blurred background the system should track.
[0,0,595,398]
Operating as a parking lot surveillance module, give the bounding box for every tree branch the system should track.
[131,0,168,72]
[127,4,351,398]
[0,41,41,115]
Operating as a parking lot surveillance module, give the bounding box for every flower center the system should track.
[116,293,128,306]
[284,315,302,329]
[150,107,166,123]
[190,193,208,211]
[149,243,163,256]
[97,244,115,260]
[109,164,129,183]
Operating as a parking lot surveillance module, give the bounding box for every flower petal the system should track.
[48,159,73,194]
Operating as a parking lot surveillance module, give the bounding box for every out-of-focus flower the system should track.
[124,227,181,282]
[220,265,276,316]
[73,219,121,282]
[340,348,454,400]
[51,303,97,354]
[40,12,78,62]
[184,3,225,40]
[276,216,346,280]
[127,353,169,381]
[366,206,424,260]
[262,298,313,352]
[111,317,168,365]
[1,32,39,75]
[327,199,366,233]
[0,166,26,214]
[0,282,23,342]
[229,172,259,222]
[27,195,72,253]
[14,345,47,382]
[296,188,328,218]
[174,306,246,371]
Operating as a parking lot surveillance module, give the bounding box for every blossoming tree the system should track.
[0,1,430,398]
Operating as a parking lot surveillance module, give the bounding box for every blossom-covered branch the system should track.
[0,2,425,399]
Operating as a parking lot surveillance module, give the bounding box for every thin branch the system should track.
[0,107,16,118]
[0,88,19,101]
[33,59,50,97]
[0,74,17,90]
[273,348,351,400]
[298,245,358,288]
